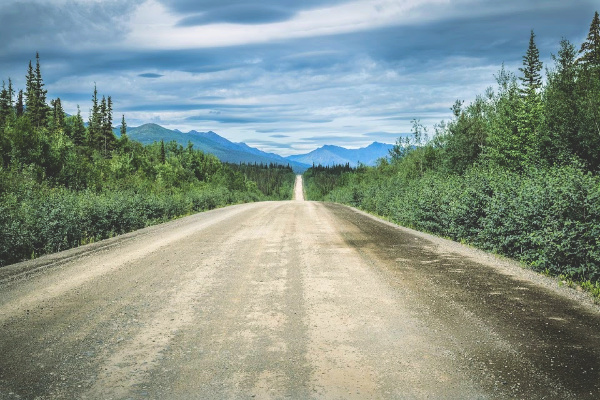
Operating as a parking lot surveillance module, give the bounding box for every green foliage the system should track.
[25,53,49,129]
[442,96,488,174]
[578,11,600,68]
[0,54,294,267]
[313,163,600,282]
[227,163,295,200]
[303,163,354,201]
[307,13,600,288]
[543,39,579,165]
[0,79,14,129]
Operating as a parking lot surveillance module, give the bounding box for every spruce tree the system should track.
[72,105,86,146]
[578,11,600,68]
[517,30,544,165]
[88,84,100,148]
[543,39,579,164]
[160,139,166,164]
[519,30,543,97]
[25,53,49,128]
[120,114,127,137]
[100,95,107,151]
[103,96,115,156]
[575,12,600,169]
[7,78,14,109]
[50,97,65,132]
[105,96,113,136]
[25,60,36,121]
[0,81,11,127]
[16,90,24,117]
[34,53,47,108]
[33,53,48,128]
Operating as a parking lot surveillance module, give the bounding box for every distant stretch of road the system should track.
[1,176,599,399]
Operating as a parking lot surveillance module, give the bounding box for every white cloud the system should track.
[125,0,450,49]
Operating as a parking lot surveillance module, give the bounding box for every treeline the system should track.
[226,163,296,200]
[0,55,293,267]
[303,163,355,200]
[305,12,600,288]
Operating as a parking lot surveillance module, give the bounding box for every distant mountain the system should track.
[120,123,311,172]
[115,123,392,171]
[286,142,393,167]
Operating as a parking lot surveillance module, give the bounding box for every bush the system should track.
[314,162,600,282]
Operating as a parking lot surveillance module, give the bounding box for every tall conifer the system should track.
[519,30,543,96]
[578,11,600,68]
[120,114,127,137]
[51,98,65,131]
[25,53,49,128]
[0,81,11,127]
[88,84,100,148]
[160,139,166,164]
[72,105,86,146]
[25,60,36,121]
[16,90,24,117]
[517,30,544,165]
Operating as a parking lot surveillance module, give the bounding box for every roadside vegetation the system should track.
[0,54,295,267]
[304,12,600,295]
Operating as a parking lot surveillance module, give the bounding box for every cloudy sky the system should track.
[0,0,597,155]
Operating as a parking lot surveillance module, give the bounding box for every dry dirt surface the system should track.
[1,177,600,399]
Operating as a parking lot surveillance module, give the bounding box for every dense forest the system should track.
[0,54,295,267]
[304,12,600,296]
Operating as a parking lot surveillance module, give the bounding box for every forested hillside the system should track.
[0,54,295,267]
[305,12,600,295]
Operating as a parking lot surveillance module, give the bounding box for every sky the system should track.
[0,0,597,156]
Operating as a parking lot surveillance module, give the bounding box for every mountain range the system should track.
[287,142,393,167]
[119,123,393,172]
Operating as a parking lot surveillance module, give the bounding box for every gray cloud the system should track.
[186,114,280,124]
[300,136,367,143]
[123,103,269,112]
[362,131,404,138]
[0,1,139,53]
[242,139,294,149]
[138,73,164,78]
[178,5,294,26]
[0,0,597,155]
[163,0,348,25]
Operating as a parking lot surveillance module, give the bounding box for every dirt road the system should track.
[1,177,599,399]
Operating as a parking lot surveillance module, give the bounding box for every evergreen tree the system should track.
[50,97,65,132]
[34,53,47,107]
[105,96,113,138]
[88,84,100,148]
[575,12,600,169]
[578,11,600,69]
[99,96,107,154]
[160,139,166,164]
[120,114,127,138]
[16,90,24,117]
[483,65,522,169]
[71,105,86,146]
[7,78,14,109]
[543,39,579,164]
[0,80,14,127]
[33,53,48,127]
[25,60,36,121]
[25,53,49,128]
[517,30,544,165]
[519,30,544,96]
[100,96,115,156]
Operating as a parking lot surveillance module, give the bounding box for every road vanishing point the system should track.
[1,176,599,399]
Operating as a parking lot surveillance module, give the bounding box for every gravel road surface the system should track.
[1,177,599,399]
